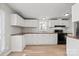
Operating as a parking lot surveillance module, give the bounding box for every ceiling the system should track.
[8,3,74,19]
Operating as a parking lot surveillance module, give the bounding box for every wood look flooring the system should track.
[8,45,66,56]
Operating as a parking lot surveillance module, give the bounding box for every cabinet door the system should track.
[11,14,17,25]
[62,20,68,27]
[72,4,79,22]
[54,20,59,25]
[17,15,24,26]
[22,35,26,47]
[50,20,55,27]
[11,35,24,51]
[24,34,57,45]
[11,14,24,27]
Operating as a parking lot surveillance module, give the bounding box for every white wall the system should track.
[0,4,22,55]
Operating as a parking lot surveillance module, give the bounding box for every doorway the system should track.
[0,10,5,54]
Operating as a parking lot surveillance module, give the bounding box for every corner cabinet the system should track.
[72,4,79,22]
[11,14,39,27]
[11,14,24,27]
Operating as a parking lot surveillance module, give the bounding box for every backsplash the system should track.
[22,27,70,33]
[22,27,54,33]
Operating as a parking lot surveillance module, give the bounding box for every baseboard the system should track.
[26,44,57,46]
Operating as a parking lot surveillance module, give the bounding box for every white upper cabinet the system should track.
[62,20,67,25]
[50,20,60,27]
[50,20,55,27]
[11,13,70,28]
[11,14,38,27]
[54,20,60,25]
[72,4,79,22]
[24,20,38,27]
[11,14,24,27]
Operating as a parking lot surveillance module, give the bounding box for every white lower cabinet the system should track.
[67,37,79,56]
[11,35,25,51]
[24,34,57,45]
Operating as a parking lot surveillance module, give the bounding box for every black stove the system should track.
[54,30,67,44]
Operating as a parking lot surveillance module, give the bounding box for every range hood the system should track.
[54,25,66,27]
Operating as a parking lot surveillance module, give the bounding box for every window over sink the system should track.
[39,17,49,32]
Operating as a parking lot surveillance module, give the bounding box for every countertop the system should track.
[11,32,72,36]
[67,34,79,39]
[11,32,57,36]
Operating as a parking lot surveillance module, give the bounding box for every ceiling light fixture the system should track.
[40,16,48,20]
[42,17,46,20]
[64,13,70,16]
